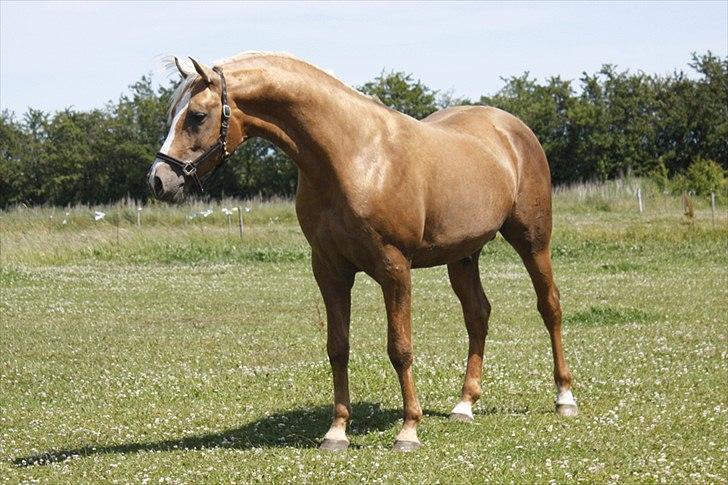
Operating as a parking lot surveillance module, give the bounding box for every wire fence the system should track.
[0,182,725,265]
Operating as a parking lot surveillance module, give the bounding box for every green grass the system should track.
[1,187,727,483]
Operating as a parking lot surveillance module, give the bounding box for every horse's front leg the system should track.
[377,246,423,451]
[312,252,356,451]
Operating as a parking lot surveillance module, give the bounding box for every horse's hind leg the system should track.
[501,221,578,416]
[447,251,491,422]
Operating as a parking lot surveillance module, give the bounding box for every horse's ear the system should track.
[174,56,193,79]
[189,57,214,84]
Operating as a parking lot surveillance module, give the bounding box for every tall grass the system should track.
[552,177,721,213]
[0,179,725,267]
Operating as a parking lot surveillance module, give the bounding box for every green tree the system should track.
[103,76,174,201]
[2,53,727,206]
[0,111,39,206]
[359,71,439,119]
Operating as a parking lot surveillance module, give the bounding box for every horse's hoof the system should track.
[319,439,349,451]
[556,403,579,417]
[449,412,474,423]
[392,440,421,452]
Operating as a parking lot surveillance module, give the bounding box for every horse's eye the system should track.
[190,111,207,123]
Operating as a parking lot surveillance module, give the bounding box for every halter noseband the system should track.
[155,66,232,193]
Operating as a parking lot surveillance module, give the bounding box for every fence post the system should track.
[137,207,141,227]
[711,192,716,226]
[683,193,694,218]
[637,187,643,213]
[227,213,232,235]
[238,206,244,240]
[116,212,120,246]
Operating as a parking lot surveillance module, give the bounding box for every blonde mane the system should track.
[163,51,377,123]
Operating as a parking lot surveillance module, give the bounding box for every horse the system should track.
[147,52,578,452]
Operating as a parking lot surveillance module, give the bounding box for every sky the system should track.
[1,1,726,115]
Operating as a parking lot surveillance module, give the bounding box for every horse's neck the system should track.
[227,59,386,185]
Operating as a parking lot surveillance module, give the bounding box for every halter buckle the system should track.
[222,105,231,118]
[182,163,197,177]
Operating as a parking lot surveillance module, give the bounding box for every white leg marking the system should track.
[323,426,347,442]
[451,400,474,419]
[555,389,577,406]
[395,427,419,443]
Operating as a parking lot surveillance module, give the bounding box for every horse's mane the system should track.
[163,51,378,123]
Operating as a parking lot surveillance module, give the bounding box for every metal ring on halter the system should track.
[182,163,197,177]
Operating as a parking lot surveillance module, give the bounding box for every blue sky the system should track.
[1,1,726,115]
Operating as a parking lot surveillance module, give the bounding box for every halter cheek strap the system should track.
[155,66,232,194]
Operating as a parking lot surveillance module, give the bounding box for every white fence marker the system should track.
[637,187,643,213]
[237,206,244,240]
[222,208,233,234]
[711,192,716,226]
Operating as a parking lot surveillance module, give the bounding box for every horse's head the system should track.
[148,57,242,202]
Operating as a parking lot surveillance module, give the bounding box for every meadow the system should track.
[1,180,726,483]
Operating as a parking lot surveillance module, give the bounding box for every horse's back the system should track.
[423,105,550,189]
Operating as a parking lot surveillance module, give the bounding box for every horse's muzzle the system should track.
[147,159,185,202]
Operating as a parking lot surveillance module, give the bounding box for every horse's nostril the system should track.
[153,176,163,196]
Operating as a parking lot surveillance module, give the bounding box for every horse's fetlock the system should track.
[405,404,423,423]
[463,379,482,401]
[555,369,573,388]
[333,403,351,421]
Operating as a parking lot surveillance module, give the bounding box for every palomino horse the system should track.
[148,52,578,452]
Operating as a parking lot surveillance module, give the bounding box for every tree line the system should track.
[1,52,725,207]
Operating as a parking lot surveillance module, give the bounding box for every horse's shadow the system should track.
[14,402,449,467]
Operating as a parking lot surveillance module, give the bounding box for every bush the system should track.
[672,158,727,198]
[649,158,671,192]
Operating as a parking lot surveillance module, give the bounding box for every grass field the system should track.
[1,181,727,483]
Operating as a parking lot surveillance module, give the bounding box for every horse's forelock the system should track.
[156,55,198,124]
[167,75,199,124]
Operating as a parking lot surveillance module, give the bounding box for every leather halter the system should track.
[155,66,232,193]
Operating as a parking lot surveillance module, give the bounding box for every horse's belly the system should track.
[411,229,498,268]
[412,174,514,267]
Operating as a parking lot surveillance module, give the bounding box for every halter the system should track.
[155,66,232,193]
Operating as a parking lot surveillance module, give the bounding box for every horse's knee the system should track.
[327,341,349,367]
[387,340,413,370]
